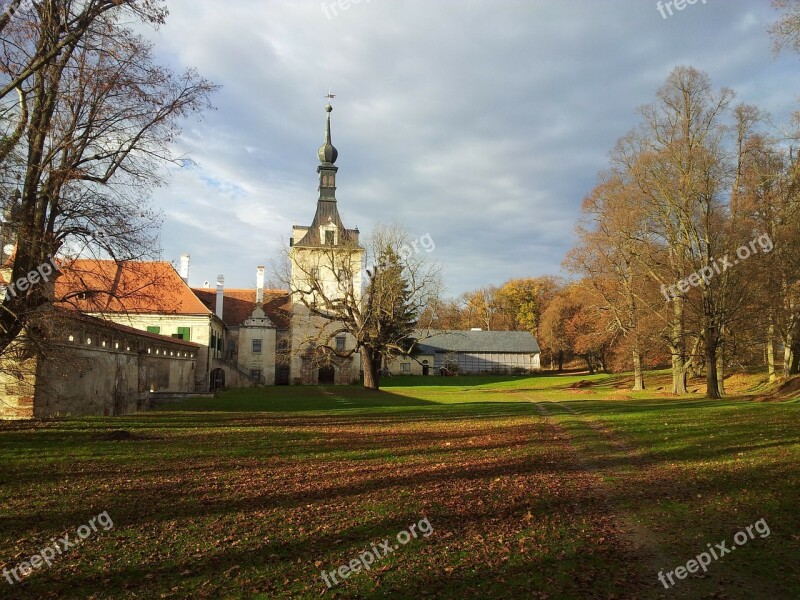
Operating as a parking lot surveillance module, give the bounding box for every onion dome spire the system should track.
[317,104,338,165]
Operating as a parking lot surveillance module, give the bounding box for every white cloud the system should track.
[134,0,796,295]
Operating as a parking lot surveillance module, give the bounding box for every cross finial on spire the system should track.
[325,86,336,103]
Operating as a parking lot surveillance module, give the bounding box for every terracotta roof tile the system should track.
[192,288,291,329]
[55,259,211,315]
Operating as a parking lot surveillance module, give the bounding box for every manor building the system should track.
[1,102,363,418]
[55,102,362,392]
[0,103,541,418]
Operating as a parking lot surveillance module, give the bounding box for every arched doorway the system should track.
[318,365,335,385]
[210,368,225,392]
[275,366,290,386]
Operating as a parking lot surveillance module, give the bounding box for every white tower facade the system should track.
[289,103,364,384]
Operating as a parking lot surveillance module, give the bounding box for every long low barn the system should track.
[390,330,541,376]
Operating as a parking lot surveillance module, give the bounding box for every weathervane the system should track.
[325,87,336,103]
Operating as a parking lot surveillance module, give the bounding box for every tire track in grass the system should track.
[532,400,685,599]
[534,399,781,600]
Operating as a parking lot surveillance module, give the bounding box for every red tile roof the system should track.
[55,259,212,316]
[192,288,291,329]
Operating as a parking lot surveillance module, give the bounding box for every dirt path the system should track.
[530,398,789,600]
[532,400,693,599]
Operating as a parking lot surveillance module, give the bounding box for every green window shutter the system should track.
[177,327,191,341]
[147,326,161,334]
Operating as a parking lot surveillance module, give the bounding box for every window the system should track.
[250,369,262,382]
[176,327,191,341]
[401,363,411,373]
[210,332,216,348]
[336,335,346,351]
[325,230,335,245]
[228,340,237,354]
[252,339,262,353]
[147,326,161,334]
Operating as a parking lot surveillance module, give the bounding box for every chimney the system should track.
[215,275,224,320]
[179,253,190,284]
[256,266,265,304]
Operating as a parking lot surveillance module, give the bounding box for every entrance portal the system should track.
[210,368,225,392]
[318,365,335,384]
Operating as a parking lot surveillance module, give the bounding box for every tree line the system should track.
[421,3,800,397]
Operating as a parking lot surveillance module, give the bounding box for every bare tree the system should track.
[283,224,441,390]
[0,0,216,359]
[770,0,800,55]
[611,67,738,397]
[566,173,662,390]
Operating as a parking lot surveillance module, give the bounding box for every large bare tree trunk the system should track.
[705,332,721,399]
[767,321,777,382]
[584,356,595,374]
[632,350,645,391]
[715,323,726,396]
[671,298,688,394]
[360,346,381,390]
[783,333,795,379]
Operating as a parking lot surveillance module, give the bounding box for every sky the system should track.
[137,0,797,296]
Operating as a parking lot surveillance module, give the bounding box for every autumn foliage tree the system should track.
[423,277,561,336]
[568,61,800,396]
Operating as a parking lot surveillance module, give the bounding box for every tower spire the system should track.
[317,99,339,201]
[292,98,360,249]
[318,102,338,165]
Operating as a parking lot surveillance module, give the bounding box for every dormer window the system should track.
[320,223,337,246]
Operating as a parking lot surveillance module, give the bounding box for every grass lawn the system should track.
[1,372,798,599]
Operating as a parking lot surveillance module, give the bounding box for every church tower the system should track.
[289,102,364,384]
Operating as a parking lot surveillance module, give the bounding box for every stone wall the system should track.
[0,313,200,420]
[0,355,37,420]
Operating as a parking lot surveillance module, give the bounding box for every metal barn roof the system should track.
[414,330,541,355]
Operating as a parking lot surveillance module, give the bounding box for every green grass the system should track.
[1,374,798,598]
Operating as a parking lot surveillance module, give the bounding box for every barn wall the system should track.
[434,352,538,374]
